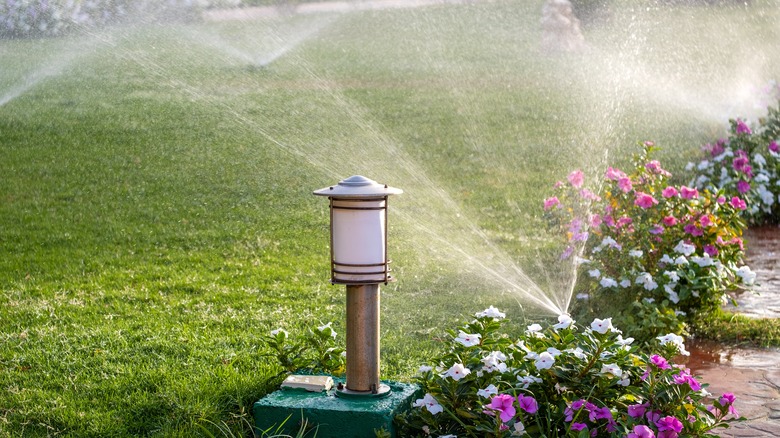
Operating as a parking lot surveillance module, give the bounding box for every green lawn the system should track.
[1,1,779,436]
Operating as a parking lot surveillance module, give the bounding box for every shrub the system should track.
[543,142,754,343]
[395,308,743,437]
[687,93,780,225]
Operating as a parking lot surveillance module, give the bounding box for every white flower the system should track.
[476,305,506,319]
[600,277,618,288]
[317,322,337,339]
[635,272,658,291]
[553,314,574,330]
[619,279,631,288]
[516,340,532,353]
[674,256,689,266]
[657,333,689,356]
[663,270,680,282]
[691,254,714,267]
[629,249,643,258]
[736,266,757,286]
[454,331,481,347]
[526,323,543,333]
[685,162,695,171]
[659,254,675,264]
[418,365,433,373]
[547,347,562,357]
[414,393,443,415]
[477,384,498,398]
[576,293,590,300]
[534,352,555,370]
[564,347,587,360]
[444,363,471,381]
[616,335,634,346]
[674,240,696,256]
[755,173,770,183]
[512,421,526,436]
[575,256,591,265]
[590,317,613,334]
[697,160,710,170]
[754,153,767,167]
[600,363,622,378]
[270,328,288,337]
[482,351,508,373]
[666,289,680,304]
[696,175,710,187]
[439,435,457,438]
[618,377,631,386]
[588,269,601,278]
[517,374,542,388]
[643,297,655,303]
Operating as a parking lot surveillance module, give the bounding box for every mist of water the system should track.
[2,0,778,317]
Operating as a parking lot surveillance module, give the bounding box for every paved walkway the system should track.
[687,341,780,437]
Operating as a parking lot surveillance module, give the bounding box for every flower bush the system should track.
[543,142,754,342]
[396,308,742,437]
[687,94,780,224]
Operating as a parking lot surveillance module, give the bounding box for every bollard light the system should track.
[313,175,402,398]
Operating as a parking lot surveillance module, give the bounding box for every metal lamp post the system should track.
[313,175,402,397]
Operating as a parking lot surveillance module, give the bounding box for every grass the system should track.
[1,0,780,436]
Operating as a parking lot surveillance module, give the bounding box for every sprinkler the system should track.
[313,175,402,397]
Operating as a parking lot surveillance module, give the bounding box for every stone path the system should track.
[687,341,780,437]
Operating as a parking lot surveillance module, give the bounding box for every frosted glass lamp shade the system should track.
[313,175,402,285]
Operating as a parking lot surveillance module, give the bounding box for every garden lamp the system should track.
[313,175,402,397]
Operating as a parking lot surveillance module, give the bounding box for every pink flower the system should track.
[628,425,656,438]
[650,354,671,370]
[646,160,670,176]
[683,224,703,237]
[700,215,713,227]
[570,423,587,432]
[603,215,615,227]
[590,214,602,228]
[650,225,664,235]
[580,188,601,201]
[717,195,726,204]
[554,180,565,189]
[544,197,560,210]
[658,431,679,438]
[627,403,649,418]
[737,180,751,194]
[704,244,719,257]
[729,236,744,250]
[730,196,747,210]
[662,216,678,226]
[517,394,538,414]
[488,394,516,423]
[719,393,739,416]
[732,154,750,173]
[735,118,752,135]
[605,167,627,181]
[662,186,678,198]
[672,370,702,391]
[680,186,698,199]
[568,170,584,188]
[618,177,633,193]
[591,406,612,421]
[770,141,779,153]
[656,416,683,433]
[617,216,633,227]
[635,192,659,209]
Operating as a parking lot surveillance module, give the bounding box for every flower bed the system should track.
[686,95,780,225]
[543,142,755,342]
[396,308,742,437]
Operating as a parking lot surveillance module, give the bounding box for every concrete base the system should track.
[253,379,420,437]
